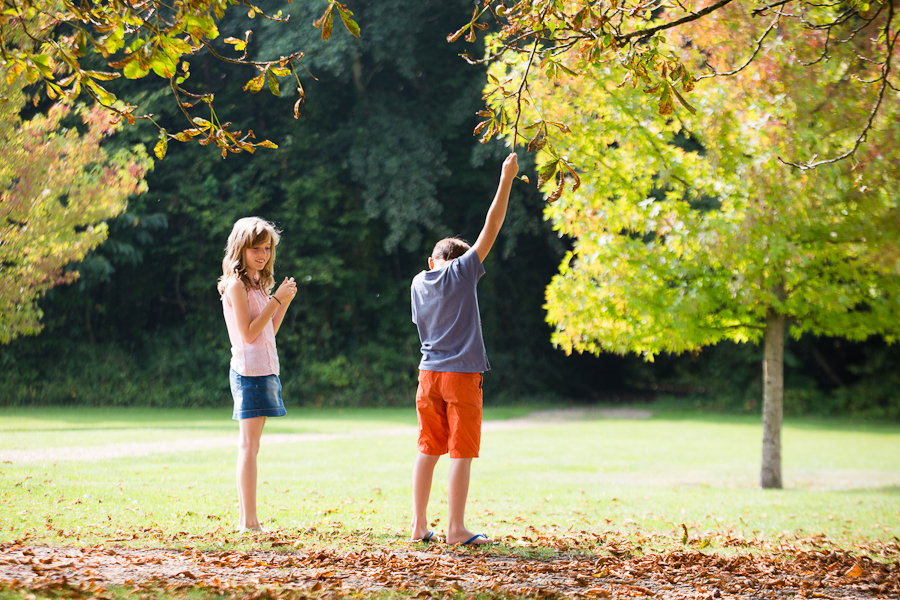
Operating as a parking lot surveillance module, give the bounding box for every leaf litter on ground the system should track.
[0,526,897,600]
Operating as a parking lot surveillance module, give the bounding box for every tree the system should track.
[0,77,151,344]
[454,0,898,186]
[1,0,359,155]
[503,5,900,487]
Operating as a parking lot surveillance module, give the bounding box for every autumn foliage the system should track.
[455,0,899,190]
[0,79,150,344]
[0,0,359,156]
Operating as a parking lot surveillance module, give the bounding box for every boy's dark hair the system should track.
[431,237,470,262]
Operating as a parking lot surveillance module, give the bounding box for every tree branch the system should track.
[697,15,780,79]
[780,4,898,169]
[615,0,739,43]
[513,37,541,146]
[198,40,304,68]
[751,0,793,17]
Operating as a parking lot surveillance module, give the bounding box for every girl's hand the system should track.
[274,277,297,304]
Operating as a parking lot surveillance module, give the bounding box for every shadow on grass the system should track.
[0,407,419,433]
[647,406,900,435]
[3,403,899,438]
[840,485,900,495]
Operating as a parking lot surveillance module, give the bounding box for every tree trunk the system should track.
[84,300,95,346]
[761,309,785,489]
[174,269,186,316]
[352,48,365,94]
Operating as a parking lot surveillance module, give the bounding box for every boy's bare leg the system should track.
[236,416,267,531]
[446,457,490,544]
[411,452,440,540]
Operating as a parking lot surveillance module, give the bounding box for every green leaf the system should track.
[669,83,697,115]
[123,60,151,79]
[149,48,177,79]
[161,36,193,57]
[267,70,280,96]
[103,25,126,54]
[538,161,559,188]
[84,78,115,104]
[185,15,219,41]
[313,4,334,40]
[84,70,121,81]
[31,54,55,79]
[335,3,360,38]
[556,62,578,78]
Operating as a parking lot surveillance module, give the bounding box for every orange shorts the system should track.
[415,370,483,459]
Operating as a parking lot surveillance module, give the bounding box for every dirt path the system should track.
[0,537,895,599]
[0,408,651,464]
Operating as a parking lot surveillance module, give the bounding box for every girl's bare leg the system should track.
[236,416,267,531]
[410,452,440,540]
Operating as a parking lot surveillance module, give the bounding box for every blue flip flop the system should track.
[419,530,437,543]
[460,533,492,546]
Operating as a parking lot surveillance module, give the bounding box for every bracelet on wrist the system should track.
[271,296,282,305]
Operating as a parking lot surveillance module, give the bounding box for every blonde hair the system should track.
[217,217,281,296]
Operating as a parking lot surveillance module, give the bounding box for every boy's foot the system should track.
[456,533,493,546]
[410,530,438,543]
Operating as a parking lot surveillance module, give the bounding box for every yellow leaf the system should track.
[154,138,167,159]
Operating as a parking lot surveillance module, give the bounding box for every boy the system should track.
[409,152,519,545]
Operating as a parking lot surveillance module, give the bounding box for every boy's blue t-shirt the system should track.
[411,248,490,373]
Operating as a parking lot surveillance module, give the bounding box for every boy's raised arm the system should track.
[473,152,519,263]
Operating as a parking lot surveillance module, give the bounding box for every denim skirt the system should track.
[230,369,287,420]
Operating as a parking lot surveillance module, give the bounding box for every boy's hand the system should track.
[500,152,519,181]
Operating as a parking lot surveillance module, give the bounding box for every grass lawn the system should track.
[1,405,898,555]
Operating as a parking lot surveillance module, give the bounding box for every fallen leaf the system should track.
[845,563,864,578]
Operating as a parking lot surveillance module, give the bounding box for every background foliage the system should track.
[1,0,897,418]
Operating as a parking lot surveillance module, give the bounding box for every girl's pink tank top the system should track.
[222,286,280,377]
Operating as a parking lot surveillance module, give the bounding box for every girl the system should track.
[218,216,297,533]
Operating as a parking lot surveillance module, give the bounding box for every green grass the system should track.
[1,406,898,554]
